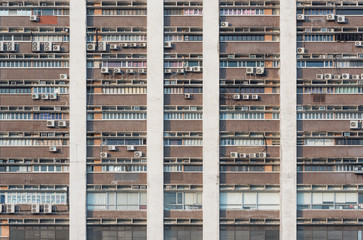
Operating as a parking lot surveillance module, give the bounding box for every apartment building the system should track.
[0,0,362,239]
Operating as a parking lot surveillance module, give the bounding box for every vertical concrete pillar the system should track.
[69,0,87,239]
[203,0,220,239]
[147,0,164,239]
[280,0,297,239]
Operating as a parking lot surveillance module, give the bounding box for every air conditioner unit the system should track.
[49,93,58,100]
[355,41,363,47]
[242,94,250,100]
[337,15,346,23]
[32,93,40,100]
[190,106,197,111]
[177,69,184,73]
[258,152,267,158]
[184,93,192,99]
[333,75,341,80]
[324,73,332,80]
[297,14,305,21]
[121,43,128,47]
[60,74,68,80]
[342,73,350,80]
[49,147,57,152]
[233,94,241,100]
[33,106,40,111]
[326,14,335,21]
[114,68,122,74]
[41,94,49,100]
[47,120,56,128]
[0,42,4,52]
[343,132,350,137]
[30,15,39,22]
[185,67,193,72]
[32,42,41,52]
[352,75,360,80]
[43,204,52,214]
[129,43,137,48]
[297,47,305,54]
[361,74,363,80]
[192,66,201,72]
[58,120,67,128]
[316,74,324,80]
[138,69,146,74]
[239,153,247,158]
[101,67,109,74]
[220,21,229,28]
[100,152,108,158]
[110,44,118,50]
[127,145,136,151]
[31,204,40,213]
[248,153,257,158]
[126,69,134,74]
[6,42,16,52]
[108,145,117,151]
[52,45,60,52]
[246,67,254,74]
[134,151,143,158]
[139,43,147,47]
[350,120,360,129]
[98,42,107,51]
[6,204,15,213]
[252,94,259,100]
[164,42,172,48]
[164,69,172,73]
[87,43,96,51]
[43,42,52,52]
[230,152,238,158]
[327,28,335,32]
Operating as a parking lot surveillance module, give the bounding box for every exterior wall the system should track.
[2,0,363,239]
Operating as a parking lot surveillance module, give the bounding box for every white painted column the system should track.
[69,0,87,239]
[280,0,297,239]
[203,0,220,239]
[147,0,164,239]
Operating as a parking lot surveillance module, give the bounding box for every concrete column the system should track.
[147,0,164,239]
[280,0,297,239]
[69,0,87,239]
[203,0,220,239]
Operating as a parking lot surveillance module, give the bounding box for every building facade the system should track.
[0,0,363,239]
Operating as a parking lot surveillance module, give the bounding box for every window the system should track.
[164,112,202,120]
[101,87,146,94]
[0,192,67,204]
[220,139,265,146]
[220,192,279,210]
[164,139,202,146]
[164,192,202,210]
[87,192,146,210]
[220,9,265,16]
[102,112,146,120]
[220,112,265,120]
[298,192,361,210]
